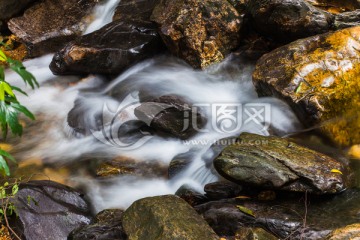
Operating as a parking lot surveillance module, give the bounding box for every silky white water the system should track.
[5,0,301,211]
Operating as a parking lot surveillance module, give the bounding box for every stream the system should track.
[4,0,357,215]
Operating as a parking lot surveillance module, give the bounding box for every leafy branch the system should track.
[0,49,38,176]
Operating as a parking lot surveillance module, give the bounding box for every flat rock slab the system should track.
[8,0,100,57]
[122,195,218,240]
[214,133,350,194]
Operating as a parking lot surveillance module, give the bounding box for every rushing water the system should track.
[6,0,302,211]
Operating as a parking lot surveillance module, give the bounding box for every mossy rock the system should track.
[122,195,218,240]
[214,133,350,194]
[253,26,360,147]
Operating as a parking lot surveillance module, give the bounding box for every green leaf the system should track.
[0,149,16,163]
[8,59,39,89]
[237,205,256,217]
[0,50,7,62]
[0,82,15,97]
[11,103,35,120]
[11,85,28,96]
[0,155,10,176]
[12,184,18,195]
[0,66,4,81]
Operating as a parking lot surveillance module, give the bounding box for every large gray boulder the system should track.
[214,133,350,194]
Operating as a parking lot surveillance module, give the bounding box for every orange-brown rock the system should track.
[151,0,243,68]
[253,26,360,146]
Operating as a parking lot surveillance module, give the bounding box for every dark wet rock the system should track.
[96,156,167,178]
[50,18,164,75]
[326,223,360,240]
[247,0,334,43]
[204,181,242,200]
[113,0,158,22]
[235,227,278,240]
[334,10,360,29]
[168,152,194,179]
[196,189,360,239]
[8,0,100,57]
[151,0,243,68]
[122,195,218,240]
[134,95,206,139]
[175,185,208,206]
[0,0,37,21]
[253,26,360,146]
[69,209,127,240]
[214,133,350,194]
[10,180,92,240]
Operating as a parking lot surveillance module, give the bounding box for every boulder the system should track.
[134,95,206,139]
[214,133,350,194]
[247,0,334,42]
[50,19,164,75]
[151,0,243,68]
[69,209,127,240]
[306,0,360,11]
[196,189,360,239]
[253,26,360,146]
[0,0,37,21]
[8,0,100,57]
[122,195,218,240]
[10,180,92,240]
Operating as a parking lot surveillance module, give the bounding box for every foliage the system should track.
[0,49,38,176]
[0,179,22,240]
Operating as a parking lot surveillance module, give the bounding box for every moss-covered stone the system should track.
[253,26,360,147]
[122,195,218,240]
[151,0,243,68]
[326,223,360,239]
[214,133,350,194]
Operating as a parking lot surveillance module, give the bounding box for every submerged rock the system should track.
[151,0,243,68]
[134,95,206,139]
[122,195,218,240]
[247,0,334,42]
[196,189,360,239]
[69,209,127,240]
[96,156,167,178]
[214,133,349,194]
[8,0,99,57]
[0,0,37,21]
[253,26,360,146]
[10,180,92,240]
[50,19,164,75]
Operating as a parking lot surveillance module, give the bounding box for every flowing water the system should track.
[5,0,303,211]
